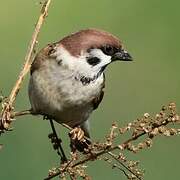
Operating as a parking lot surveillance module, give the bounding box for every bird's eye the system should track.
[87,57,101,66]
[102,45,115,56]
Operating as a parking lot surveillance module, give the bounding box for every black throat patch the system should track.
[75,72,103,86]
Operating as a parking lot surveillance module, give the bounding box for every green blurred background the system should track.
[0,0,180,179]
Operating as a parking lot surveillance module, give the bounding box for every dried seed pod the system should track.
[145,138,153,147]
[144,113,150,118]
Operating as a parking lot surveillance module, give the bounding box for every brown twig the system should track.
[107,152,142,180]
[0,0,52,132]
[44,140,140,180]
[44,106,179,180]
[11,109,32,118]
[2,103,178,180]
[43,135,143,180]
[44,158,77,180]
[71,119,170,168]
[103,156,129,178]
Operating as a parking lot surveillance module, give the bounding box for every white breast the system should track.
[28,61,104,127]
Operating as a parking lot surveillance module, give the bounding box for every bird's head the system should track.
[31,29,132,80]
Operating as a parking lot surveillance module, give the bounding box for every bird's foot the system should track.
[69,127,86,142]
[69,127,91,153]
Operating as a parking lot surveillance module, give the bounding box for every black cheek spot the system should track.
[87,57,100,66]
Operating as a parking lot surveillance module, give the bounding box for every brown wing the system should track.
[30,43,57,75]
[92,74,105,110]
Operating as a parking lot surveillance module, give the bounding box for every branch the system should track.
[103,156,130,179]
[11,109,32,117]
[44,103,179,180]
[0,0,52,133]
[3,102,178,180]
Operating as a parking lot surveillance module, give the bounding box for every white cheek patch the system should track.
[54,46,111,78]
[89,49,111,70]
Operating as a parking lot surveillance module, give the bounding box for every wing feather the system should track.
[92,74,105,110]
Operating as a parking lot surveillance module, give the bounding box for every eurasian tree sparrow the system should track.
[28,29,132,150]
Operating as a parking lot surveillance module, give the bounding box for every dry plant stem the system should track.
[0,0,52,131]
[12,109,32,117]
[44,159,75,180]
[107,152,142,180]
[72,117,171,168]
[44,173,57,180]
[45,115,173,180]
[103,156,129,178]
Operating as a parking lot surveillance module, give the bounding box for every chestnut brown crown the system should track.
[59,28,122,57]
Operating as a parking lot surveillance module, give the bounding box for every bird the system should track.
[28,28,132,152]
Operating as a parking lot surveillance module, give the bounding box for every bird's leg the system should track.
[44,116,67,163]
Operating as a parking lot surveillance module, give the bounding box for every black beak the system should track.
[111,49,133,61]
